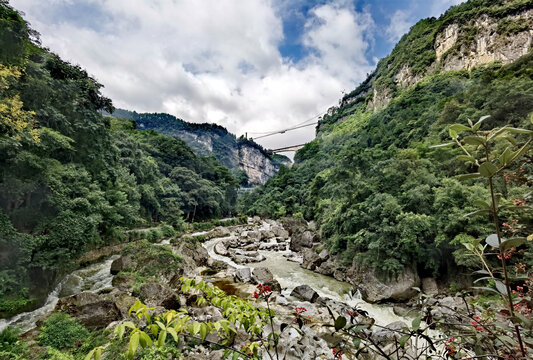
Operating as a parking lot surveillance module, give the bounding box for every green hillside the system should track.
[240,0,533,279]
[0,2,237,315]
[113,108,290,184]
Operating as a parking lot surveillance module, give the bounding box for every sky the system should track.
[11,0,464,152]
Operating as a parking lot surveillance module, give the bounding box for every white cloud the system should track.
[11,0,374,152]
[386,10,412,43]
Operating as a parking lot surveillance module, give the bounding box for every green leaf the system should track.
[472,286,500,295]
[334,316,347,331]
[199,323,208,341]
[457,155,476,162]
[500,237,526,251]
[449,128,458,139]
[157,330,167,347]
[495,281,508,295]
[95,348,101,360]
[167,327,178,342]
[464,136,485,146]
[84,349,95,360]
[139,332,153,348]
[457,173,481,181]
[506,127,533,134]
[128,332,140,357]
[429,142,454,148]
[412,316,421,331]
[399,334,410,347]
[353,337,361,348]
[463,209,490,218]
[473,115,490,131]
[510,142,531,163]
[478,162,498,177]
[450,124,471,133]
[485,234,500,248]
[473,200,490,209]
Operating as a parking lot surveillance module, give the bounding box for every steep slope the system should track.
[113,109,291,186]
[0,3,238,317]
[240,0,533,294]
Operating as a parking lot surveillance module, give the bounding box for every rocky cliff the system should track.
[332,1,532,122]
[112,109,291,185]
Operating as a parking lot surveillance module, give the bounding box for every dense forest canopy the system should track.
[240,0,533,279]
[0,1,238,315]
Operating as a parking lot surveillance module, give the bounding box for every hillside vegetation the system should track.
[114,109,290,186]
[0,3,237,315]
[240,0,533,279]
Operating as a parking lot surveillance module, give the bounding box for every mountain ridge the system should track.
[112,108,291,186]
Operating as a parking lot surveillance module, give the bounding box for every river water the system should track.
[0,255,119,333]
[203,235,408,327]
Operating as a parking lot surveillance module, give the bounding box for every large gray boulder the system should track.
[234,267,252,283]
[356,268,420,303]
[290,285,319,303]
[290,230,318,252]
[251,267,281,292]
[138,282,178,309]
[56,292,121,330]
[110,255,134,275]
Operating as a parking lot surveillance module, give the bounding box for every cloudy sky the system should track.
[11,0,463,151]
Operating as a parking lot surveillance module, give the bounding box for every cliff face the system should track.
[113,109,290,185]
[336,2,532,118]
[238,145,279,185]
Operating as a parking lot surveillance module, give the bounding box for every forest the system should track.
[239,0,533,279]
[0,2,238,316]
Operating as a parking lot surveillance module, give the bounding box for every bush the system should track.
[37,313,89,350]
[41,348,75,360]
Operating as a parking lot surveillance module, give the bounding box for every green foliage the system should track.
[41,348,75,360]
[0,2,238,310]
[38,313,90,350]
[240,44,533,277]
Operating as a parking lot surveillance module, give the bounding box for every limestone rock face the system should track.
[356,268,421,303]
[238,145,279,185]
[436,11,533,72]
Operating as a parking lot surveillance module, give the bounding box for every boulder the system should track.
[281,217,307,235]
[421,277,439,295]
[110,255,134,275]
[271,226,289,239]
[138,282,178,309]
[214,241,229,256]
[301,248,324,270]
[110,291,138,318]
[357,268,420,303]
[234,268,252,283]
[56,292,121,330]
[371,321,408,344]
[213,227,231,238]
[290,230,318,252]
[111,274,135,292]
[251,267,281,292]
[247,231,262,241]
[290,285,319,303]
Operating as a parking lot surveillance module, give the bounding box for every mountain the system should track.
[240,0,533,296]
[112,109,291,186]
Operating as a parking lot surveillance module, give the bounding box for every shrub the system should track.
[37,313,89,350]
[41,348,75,360]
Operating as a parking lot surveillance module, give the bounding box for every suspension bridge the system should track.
[244,110,324,153]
